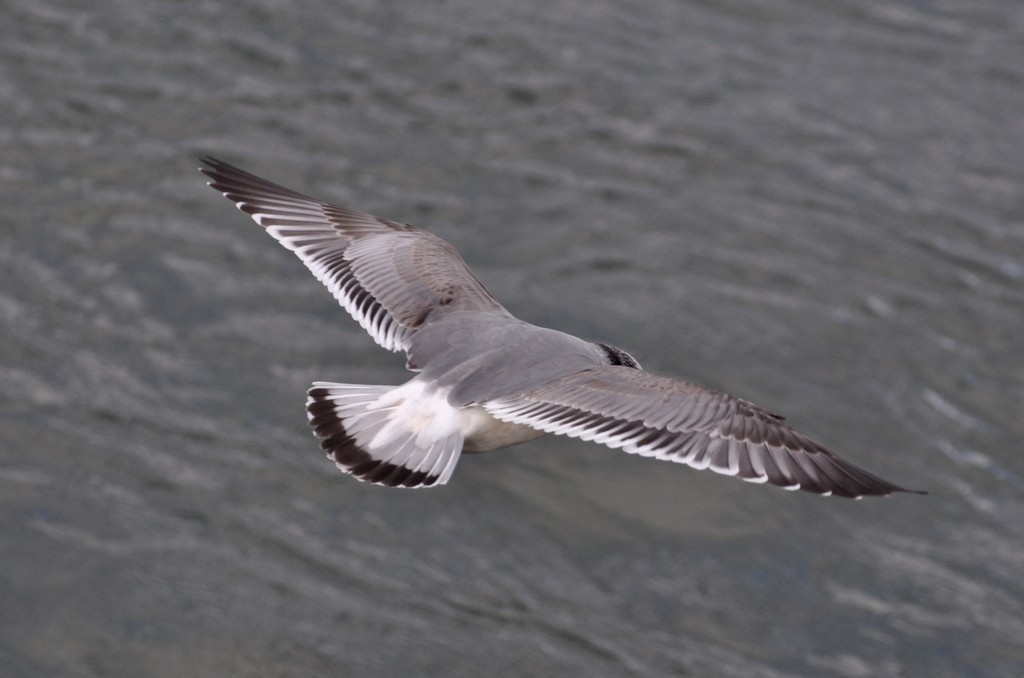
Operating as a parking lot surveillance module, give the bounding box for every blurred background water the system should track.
[2,1,1023,676]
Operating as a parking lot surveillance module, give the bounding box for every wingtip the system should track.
[198,156,216,178]
[878,485,928,498]
[198,156,231,177]
[823,485,925,500]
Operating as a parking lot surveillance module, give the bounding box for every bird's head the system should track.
[597,342,642,369]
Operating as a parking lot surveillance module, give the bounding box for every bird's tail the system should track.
[306,380,464,488]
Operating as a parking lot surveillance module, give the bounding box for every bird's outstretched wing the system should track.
[200,157,512,353]
[485,366,923,498]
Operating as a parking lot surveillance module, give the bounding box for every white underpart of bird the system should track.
[200,157,925,499]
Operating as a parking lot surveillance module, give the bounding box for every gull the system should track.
[200,157,923,499]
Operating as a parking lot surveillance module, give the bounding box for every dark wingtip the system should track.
[198,156,317,202]
[197,156,226,184]
[866,485,927,499]
[198,155,238,182]
[198,155,220,173]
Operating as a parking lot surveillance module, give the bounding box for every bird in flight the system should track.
[200,157,923,499]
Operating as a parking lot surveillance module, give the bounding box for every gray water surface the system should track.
[2,1,1023,676]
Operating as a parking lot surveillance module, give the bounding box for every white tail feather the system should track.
[306,380,465,488]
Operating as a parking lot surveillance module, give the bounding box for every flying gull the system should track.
[200,157,923,499]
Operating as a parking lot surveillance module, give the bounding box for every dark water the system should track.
[2,1,1023,675]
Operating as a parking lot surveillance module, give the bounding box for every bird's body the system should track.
[200,157,923,498]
